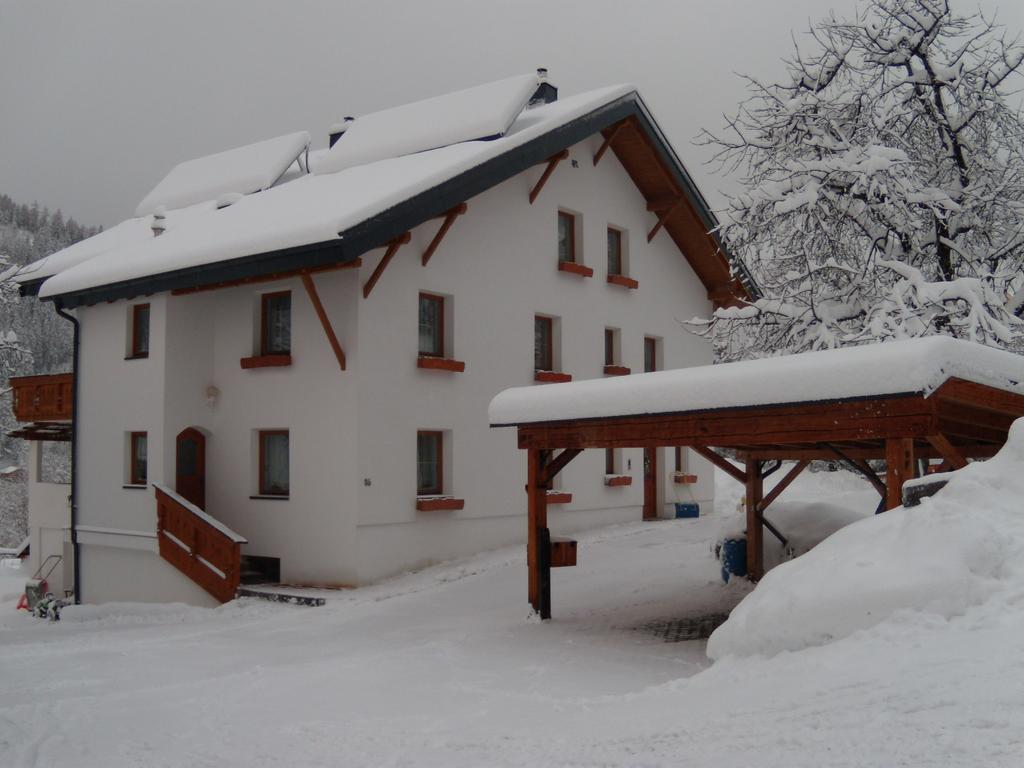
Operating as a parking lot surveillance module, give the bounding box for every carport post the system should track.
[527,448,551,618]
[885,438,916,510]
[745,458,764,580]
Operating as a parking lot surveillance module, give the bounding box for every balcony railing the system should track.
[9,373,73,422]
[154,484,247,603]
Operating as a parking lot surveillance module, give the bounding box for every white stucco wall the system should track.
[71,130,718,603]
[26,440,73,594]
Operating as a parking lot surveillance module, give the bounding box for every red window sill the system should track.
[673,473,699,485]
[125,353,149,361]
[241,354,292,369]
[535,370,572,384]
[607,274,638,289]
[558,261,594,278]
[603,364,631,376]
[417,356,466,372]
[546,491,572,504]
[605,475,633,487]
[416,497,465,512]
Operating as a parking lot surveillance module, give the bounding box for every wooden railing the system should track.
[153,484,247,603]
[9,373,74,422]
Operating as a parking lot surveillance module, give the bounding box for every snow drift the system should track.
[708,418,1024,660]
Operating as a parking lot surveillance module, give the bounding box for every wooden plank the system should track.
[885,437,916,510]
[515,396,937,450]
[300,272,346,371]
[692,446,745,483]
[528,149,569,204]
[171,259,361,296]
[757,460,809,513]
[541,447,583,486]
[745,458,764,580]
[362,233,411,299]
[421,203,468,266]
[933,378,1024,416]
[592,122,625,166]
[927,433,967,469]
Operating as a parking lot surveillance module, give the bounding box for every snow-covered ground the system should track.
[2,464,1022,767]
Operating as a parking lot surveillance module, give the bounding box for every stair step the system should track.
[237,586,326,607]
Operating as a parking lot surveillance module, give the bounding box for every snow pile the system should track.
[316,73,540,174]
[708,418,1024,660]
[134,131,310,217]
[489,336,1024,425]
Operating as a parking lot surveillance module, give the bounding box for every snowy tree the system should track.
[695,0,1024,361]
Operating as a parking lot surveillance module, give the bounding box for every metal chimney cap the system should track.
[537,67,549,80]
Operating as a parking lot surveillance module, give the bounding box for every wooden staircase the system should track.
[154,484,247,603]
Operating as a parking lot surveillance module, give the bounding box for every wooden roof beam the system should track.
[300,271,346,371]
[592,122,626,166]
[529,149,570,205]
[422,203,468,267]
[171,258,361,296]
[927,433,968,469]
[647,201,682,242]
[362,232,412,299]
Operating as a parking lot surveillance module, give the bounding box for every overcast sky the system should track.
[1,0,1021,227]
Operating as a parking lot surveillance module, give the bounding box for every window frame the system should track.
[644,336,658,373]
[605,448,617,475]
[258,429,290,497]
[129,431,148,486]
[417,430,444,496]
[557,211,577,265]
[260,290,292,357]
[418,292,446,358]
[604,328,617,366]
[534,315,554,372]
[129,304,150,359]
[607,227,623,276]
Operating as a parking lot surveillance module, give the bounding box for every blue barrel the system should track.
[720,538,747,583]
[675,502,700,518]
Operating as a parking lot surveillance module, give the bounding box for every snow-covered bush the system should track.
[696,0,1024,360]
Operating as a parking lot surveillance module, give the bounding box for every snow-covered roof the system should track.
[316,73,541,174]
[488,337,1024,426]
[34,83,634,301]
[134,131,311,217]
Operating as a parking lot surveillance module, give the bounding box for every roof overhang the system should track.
[44,92,750,310]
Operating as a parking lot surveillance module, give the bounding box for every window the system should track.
[129,432,147,486]
[607,228,623,275]
[605,448,617,475]
[675,447,685,473]
[417,431,443,495]
[129,304,150,359]
[644,336,658,373]
[605,328,622,366]
[261,291,291,356]
[557,211,576,264]
[535,315,553,371]
[418,292,445,357]
[258,430,289,496]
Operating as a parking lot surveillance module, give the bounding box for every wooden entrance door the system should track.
[643,447,657,520]
[176,428,206,510]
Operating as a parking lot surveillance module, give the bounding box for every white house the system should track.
[13,71,751,606]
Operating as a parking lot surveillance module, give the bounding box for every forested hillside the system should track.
[0,194,99,545]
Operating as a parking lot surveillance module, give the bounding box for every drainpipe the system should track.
[55,303,81,604]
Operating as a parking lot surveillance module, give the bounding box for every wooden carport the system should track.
[489,339,1024,619]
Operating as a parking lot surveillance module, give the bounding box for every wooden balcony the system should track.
[9,373,73,422]
[154,484,247,603]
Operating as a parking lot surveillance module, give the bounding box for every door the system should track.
[643,447,658,520]
[176,428,206,510]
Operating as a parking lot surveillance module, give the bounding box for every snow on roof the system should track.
[134,131,311,217]
[38,84,634,300]
[315,74,541,175]
[488,337,1024,426]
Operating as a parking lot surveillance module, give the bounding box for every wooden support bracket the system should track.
[692,446,745,484]
[541,447,583,486]
[757,460,809,513]
[592,123,625,166]
[300,271,346,371]
[422,203,468,266]
[529,149,570,205]
[647,201,681,242]
[927,433,967,469]
[362,232,411,299]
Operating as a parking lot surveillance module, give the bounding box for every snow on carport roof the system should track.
[134,131,311,217]
[316,73,541,174]
[37,85,634,301]
[488,337,1024,426]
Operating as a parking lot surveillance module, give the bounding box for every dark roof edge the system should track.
[48,91,753,309]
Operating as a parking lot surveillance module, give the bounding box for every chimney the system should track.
[151,208,167,237]
[328,116,355,148]
[529,68,557,107]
